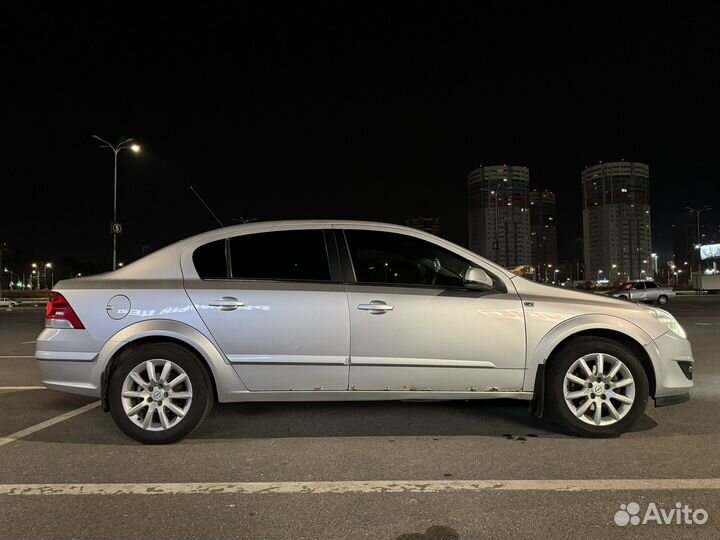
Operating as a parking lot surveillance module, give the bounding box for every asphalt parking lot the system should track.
[1,296,719,539]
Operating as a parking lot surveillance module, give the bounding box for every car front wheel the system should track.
[546,336,649,437]
[109,343,213,444]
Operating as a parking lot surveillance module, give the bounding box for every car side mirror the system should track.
[463,267,494,290]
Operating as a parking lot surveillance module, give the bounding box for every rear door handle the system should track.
[357,300,394,314]
[208,296,245,311]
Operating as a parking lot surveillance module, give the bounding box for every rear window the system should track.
[192,230,331,281]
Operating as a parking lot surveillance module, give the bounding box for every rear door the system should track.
[643,281,659,300]
[631,282,647,301]
[184,228,350,391]
[340,228,526,392]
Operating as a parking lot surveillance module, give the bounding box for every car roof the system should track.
[56,219,517,287]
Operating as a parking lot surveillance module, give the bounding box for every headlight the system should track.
[647,307,687,339]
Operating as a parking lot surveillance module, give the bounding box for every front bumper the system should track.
[645,331,694,406]
[655,393,690,407]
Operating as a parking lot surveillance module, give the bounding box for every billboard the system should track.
[700,244,720,260]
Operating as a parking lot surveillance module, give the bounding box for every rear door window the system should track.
[229,230,331,281]
[193,230,332,281]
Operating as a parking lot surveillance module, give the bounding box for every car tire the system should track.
[617,295,628,300]
[109,343,213,444]
[546,336,649,438]
[656,295,668,305]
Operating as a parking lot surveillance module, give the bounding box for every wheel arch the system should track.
[98,319,246,411]
[527,315,657,416]
[544,329,656,396]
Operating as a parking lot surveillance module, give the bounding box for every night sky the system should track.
[4,6,720,279]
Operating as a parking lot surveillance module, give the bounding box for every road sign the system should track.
[111,222,123,234]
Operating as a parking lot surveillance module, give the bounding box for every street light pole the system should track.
[686,206,711,279]
[92,135,141,270]
[31,263,38,290]
[651,253,658,278]
[3,268,19,290]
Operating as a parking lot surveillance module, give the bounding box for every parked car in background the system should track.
[0,297,21,307]
[35,221,693,443]
[610,280,675,305]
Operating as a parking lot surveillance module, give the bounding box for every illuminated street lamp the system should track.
[31,263,38,290]
[92,135,141,270]
[3,267,19,291]
[597,269,604,281]
[45,262,53,289]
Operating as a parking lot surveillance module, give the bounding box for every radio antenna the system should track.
[188,185,224,227]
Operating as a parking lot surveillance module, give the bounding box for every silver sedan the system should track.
[611,280,676,304]
[36,221,694,443]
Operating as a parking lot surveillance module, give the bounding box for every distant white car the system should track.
[0,297,20,307]
[36,221,694,443]
[611,280,676,305]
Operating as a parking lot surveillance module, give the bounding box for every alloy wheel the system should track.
[120,359,193,431]
[563,353,636,426]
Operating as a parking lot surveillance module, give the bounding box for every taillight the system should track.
[45,292,85,329]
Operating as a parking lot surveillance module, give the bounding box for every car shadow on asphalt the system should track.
[18,396,664,446]
[187,398,659,441]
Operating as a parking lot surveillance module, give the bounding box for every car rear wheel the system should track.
[109,343,213,444]
[546,336,649,437]
[656,295,668,305]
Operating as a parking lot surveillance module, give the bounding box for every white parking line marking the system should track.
[0,401,100,448]
[1,478,720,496]
[21,341,36,344]
[0,386,45,391]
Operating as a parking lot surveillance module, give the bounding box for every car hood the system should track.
[510,278,634,307]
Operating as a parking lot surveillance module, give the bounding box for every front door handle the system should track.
[357,300,394,314]
[208,296,245,311]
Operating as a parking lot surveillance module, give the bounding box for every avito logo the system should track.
[614,502,708,526]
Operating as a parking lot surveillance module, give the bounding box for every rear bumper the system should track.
[37,360,100,397]
[35,328,102,397]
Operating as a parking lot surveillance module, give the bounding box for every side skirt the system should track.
[218,390,534,403]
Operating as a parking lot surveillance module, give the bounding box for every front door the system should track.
[184,229,349,391]
[341,229,526,392]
